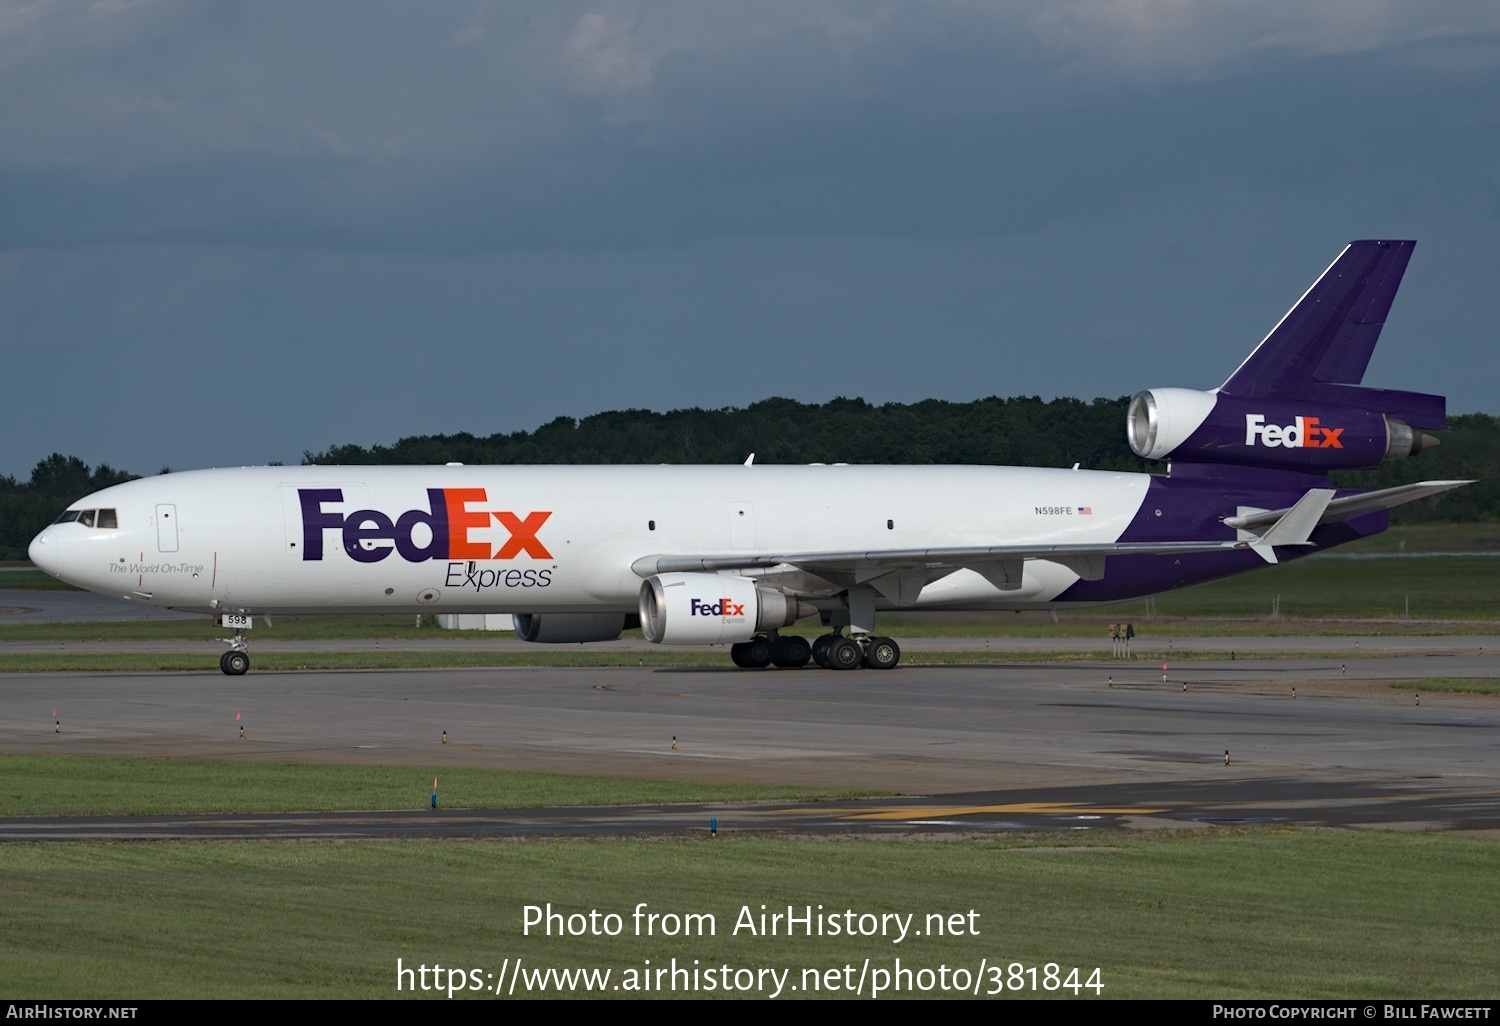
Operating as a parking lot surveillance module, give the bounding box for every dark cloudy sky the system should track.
[2,1,1497,479]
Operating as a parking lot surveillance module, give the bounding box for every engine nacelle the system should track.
[638,573,808,645]
[1127,388,1434,472]
[513,612,638,644]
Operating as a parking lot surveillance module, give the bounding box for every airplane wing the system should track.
[634,539,1255,577]
[632,537,1258,602]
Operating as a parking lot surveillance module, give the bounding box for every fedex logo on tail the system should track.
[690,597,746,618]
[1244,415,1344,450]
[299,488,552,564]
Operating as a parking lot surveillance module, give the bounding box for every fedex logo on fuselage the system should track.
[1244,415,1344,449]
[298,488,552,564]
[690,597,746,618]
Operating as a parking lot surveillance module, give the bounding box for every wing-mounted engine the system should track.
[1127,388,1438,472]
[638,573,809,645]
[513,612,638,643]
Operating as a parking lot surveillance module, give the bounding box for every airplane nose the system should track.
[29,530,58,576]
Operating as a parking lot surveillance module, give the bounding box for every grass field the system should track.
[0,568,80,590]
[2,757,1498,999]
[1388,677,1500,696]
[0,755,878,816]
[3,830,1497,999]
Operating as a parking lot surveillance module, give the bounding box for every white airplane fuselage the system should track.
[30,463,1159,616]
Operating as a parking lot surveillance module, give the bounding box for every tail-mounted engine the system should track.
[639,573,809,645]
[1127,388,1438,472]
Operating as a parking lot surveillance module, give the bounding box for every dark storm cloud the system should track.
[1,2,1497,477]
[3,2,1491,254]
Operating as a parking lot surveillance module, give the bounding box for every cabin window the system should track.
[648,520,656,531]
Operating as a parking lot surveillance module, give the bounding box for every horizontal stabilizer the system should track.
[1224,480,1475,532]
[1245,488,1335,564]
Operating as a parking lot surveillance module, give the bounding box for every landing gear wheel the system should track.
[826,636,863,671]
[863,636,900,670]
[730,637,773,669]
[811,635,834,668]
[220,650,250,676]
[770,635,812,668]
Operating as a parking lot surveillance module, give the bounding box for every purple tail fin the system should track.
[1217,240,1443,429]
[1126,240,1447,473]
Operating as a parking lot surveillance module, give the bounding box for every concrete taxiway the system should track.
[2,656,1497,838]
[4,583,1497,837]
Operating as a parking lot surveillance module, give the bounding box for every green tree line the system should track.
[1,455,136,561]
[306,396,1148,471]
[4,399,1494,561]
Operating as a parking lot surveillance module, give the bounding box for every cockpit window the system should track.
[52,508,119,529]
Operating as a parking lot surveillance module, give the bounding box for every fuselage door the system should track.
[155,504,179,553]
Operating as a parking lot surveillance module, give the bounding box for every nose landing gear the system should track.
[216,612,253,675]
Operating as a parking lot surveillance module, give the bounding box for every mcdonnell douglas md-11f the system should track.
[29,241,1471,675]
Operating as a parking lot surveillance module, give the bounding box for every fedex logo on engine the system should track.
[298,488,552,564]
[690,597,746,618]
[1244,415,1344,449]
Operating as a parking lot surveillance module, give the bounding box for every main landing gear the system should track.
[811,632,901,671]
[730,632,812,669]
[730,585,902,671]
[729,630,902,670]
